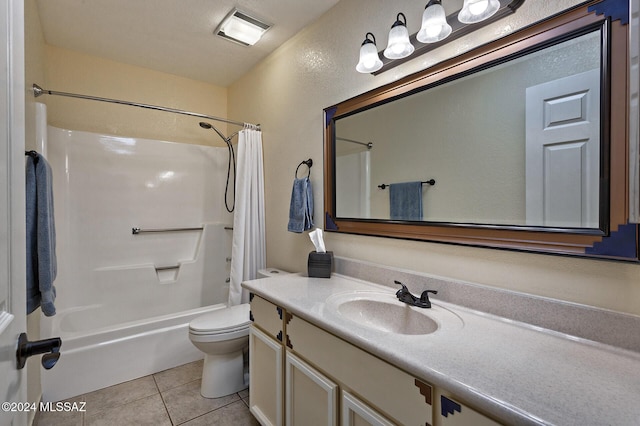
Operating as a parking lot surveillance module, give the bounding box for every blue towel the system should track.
[389,181,423,221]
[287,177,314,233]
[26,153,57,316]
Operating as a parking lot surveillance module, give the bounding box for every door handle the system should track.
[16,333,62,370]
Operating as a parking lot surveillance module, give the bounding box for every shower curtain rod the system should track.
[32,84,259,129]
[336,136,372,149]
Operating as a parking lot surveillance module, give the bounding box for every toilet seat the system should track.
[189,303,250,336]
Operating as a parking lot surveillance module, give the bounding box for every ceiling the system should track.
[35,0,340,87]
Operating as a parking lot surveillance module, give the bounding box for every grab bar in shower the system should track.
[132,226,203,235]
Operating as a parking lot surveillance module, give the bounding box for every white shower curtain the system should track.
[228,128,266,306]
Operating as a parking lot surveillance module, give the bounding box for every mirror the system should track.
[336,30,601,228]
[324,3,635,259]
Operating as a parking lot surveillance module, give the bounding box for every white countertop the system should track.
[243,273,640,426]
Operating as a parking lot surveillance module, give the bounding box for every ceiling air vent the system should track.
[215,9,271,46]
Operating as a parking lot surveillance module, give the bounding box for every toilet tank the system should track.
[257,268,291,279]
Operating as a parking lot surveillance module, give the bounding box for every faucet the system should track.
[394,280,437,308]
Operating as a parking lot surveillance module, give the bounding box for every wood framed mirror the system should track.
[324,1,637,261]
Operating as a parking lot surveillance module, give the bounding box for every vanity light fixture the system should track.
[417,0,452,44]
[458,0,500,24]
[356,32,384,73]
[215,8,271,46]
[356,0,525,75]
[383,13,415,60]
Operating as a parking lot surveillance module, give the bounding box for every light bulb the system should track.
[356,32,383,73]
[383,13,414,59]
[469,0,488,16]
[417,1,451,44]
[458,0,500,24]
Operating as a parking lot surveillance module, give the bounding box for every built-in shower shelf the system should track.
[156,265,180,283]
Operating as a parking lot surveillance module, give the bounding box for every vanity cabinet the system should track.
[249,295,286,426]
[250,294,499,426]
[286,314,433,426]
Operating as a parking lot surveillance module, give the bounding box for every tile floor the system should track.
[35,360,259,426]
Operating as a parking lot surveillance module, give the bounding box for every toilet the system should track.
[188,268,290,398]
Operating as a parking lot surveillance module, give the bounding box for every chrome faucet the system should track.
[394,280,437,309]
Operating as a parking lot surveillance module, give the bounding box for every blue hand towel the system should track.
[287,177,314,233]
[26,153,57,316]
[389,181,423,221]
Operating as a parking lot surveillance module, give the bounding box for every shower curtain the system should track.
[229,128,266,306]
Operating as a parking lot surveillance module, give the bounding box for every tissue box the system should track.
[308,251,333,278]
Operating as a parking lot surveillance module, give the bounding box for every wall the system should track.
[44,45,228,147]
[228,0,640,316]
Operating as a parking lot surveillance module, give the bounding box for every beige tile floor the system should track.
[35,360,259,426]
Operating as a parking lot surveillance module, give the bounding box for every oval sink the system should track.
[325,291,463,335]
[338,299,438,335]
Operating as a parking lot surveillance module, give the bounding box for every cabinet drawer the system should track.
[287,315,433,426]
[250,295,284,342]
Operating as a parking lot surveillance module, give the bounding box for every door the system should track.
[285,352,338,426]
[341,391,395,426]
[525,68,600,228]
[249,325,283,426]
[0,0,28,425]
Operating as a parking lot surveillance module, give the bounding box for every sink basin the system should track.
[325,291,463,335]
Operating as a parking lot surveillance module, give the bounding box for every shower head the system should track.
[199,120,231,145]
[198,120,237,213]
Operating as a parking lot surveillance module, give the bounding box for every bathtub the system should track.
[41,126,235,402]
[41,304,225,402]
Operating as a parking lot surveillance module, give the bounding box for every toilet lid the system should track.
[189,303,251,333]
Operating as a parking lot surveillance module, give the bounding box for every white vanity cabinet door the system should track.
[285,352,338,426]
[250,295,286,426]
[249,325,283,426]
[342,391,396,426]
[287,315,433,426]
[436,393,501,426]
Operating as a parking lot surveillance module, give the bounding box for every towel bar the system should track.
[132,226,203,234]
[378,179,436,190]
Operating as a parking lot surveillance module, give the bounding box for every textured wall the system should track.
[229,0,640,316]
[44,45,228,147]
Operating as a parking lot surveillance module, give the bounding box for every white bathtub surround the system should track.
[41,127,233,401]
[41,305,224,403]
[229,128,266,306]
